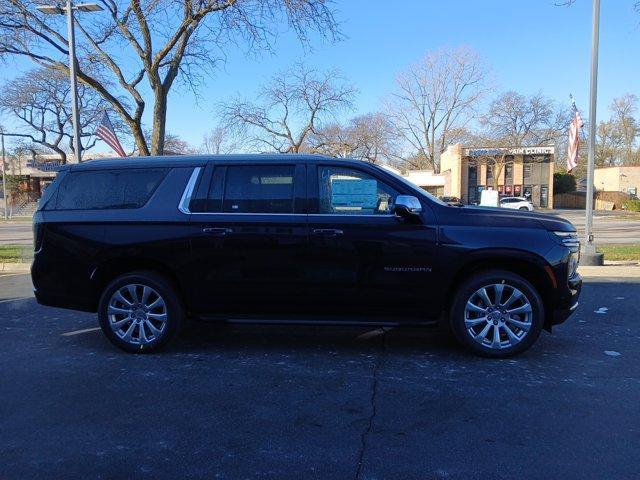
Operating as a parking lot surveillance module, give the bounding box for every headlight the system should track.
[552,231,580,249]
[568,250,580,277]
[552,231,580,277]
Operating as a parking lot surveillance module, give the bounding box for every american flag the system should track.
[95,112,126,157]
[566,97,583,173]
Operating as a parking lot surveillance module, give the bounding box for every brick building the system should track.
[440,144,555,208]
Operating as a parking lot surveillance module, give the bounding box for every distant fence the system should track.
[554,192,586,209]
[553,191,631,210]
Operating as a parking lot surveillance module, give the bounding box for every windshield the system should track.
[375,165,449,206]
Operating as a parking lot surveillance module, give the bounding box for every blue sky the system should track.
[1,0,639,151]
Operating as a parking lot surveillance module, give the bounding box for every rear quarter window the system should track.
[54,168,168,210]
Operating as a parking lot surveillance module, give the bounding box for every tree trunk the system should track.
[130,122,149,156]
[151,89,167,156]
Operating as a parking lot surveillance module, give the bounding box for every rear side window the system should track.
[206,165,295,214]
[54,168,168,210]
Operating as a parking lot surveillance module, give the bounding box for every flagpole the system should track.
[582,0,604,266]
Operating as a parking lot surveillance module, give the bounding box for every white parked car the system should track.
[499,196,534,211]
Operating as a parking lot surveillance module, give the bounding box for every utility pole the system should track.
[1,130,7,220]
[582,0,604,265]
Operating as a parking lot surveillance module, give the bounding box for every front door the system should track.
[186,163,308,314]
[306,164,439,320]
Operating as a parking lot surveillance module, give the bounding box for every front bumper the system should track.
[551,272,582,326]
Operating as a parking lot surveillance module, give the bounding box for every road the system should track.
[0,222,33,245]
[1,273,639,479]
[2,210,639,246]
[549,209,640,244]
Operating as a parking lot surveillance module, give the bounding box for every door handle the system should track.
[312,228,344,237]
[202,227,233,236]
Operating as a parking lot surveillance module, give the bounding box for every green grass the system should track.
[597,244,640,261]
[0,244,33,263]
[0,217,33,222]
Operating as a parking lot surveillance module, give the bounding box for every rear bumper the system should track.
[31,256,97,313]
[33,288,96,313]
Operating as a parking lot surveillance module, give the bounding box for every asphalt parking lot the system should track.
[1,273,639,479]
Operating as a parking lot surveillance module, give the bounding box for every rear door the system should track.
[185,162,308,314]
[306,163,439,319]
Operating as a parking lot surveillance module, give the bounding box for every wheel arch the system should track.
[445,251,556,330]
[91,258,186,311]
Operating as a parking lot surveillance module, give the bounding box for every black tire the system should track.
[519,206,529,211]
[450,270,544,358]
[98,271,184,353]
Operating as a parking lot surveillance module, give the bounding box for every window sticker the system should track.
[331,179,378,209]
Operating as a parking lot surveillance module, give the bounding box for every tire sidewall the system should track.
[450,270,544,358]
[98,272,183,353]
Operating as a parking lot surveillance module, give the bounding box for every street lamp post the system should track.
[582,0,604,266]
[36,1,103,163]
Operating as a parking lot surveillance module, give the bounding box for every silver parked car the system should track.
[499,196,534,211]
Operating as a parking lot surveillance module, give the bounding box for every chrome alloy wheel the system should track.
[463,283,533,350]
[107,284,167,345]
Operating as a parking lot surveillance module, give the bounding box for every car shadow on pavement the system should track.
[164,320,475,358]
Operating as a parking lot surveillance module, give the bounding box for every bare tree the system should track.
[219,63,356,153]
[163,133,197,155]
[474,91,570,189]
[0,68,108,163]
[311,112,399,163]
[596,119,622,167]
[0,0,340,155]
[201,123,240,154]
[389,46,489,171]
[610,94,639,165]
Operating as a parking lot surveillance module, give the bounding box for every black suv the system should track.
[32,154,581,357]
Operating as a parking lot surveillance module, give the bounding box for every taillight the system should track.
[33,222,44,252]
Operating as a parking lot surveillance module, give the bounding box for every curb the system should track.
[0,263,31,273]
[578,265,640,278]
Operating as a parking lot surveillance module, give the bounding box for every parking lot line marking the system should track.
[61,327,101,337]
[0,296,32,304]
[356,327,393,340]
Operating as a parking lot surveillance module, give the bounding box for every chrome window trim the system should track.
[186,212,395,218]
[179,165,396,218]
[178,167,202,214]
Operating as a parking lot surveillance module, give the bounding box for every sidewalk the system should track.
[578,264,640,278]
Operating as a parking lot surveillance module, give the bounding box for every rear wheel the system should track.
[450,270,544,358]
[98,271,184,353]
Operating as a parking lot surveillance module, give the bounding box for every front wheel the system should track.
[519,206,529,211]
[98,271,184,353]
[450,270,544,358]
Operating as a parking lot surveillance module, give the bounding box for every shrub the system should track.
[553,172,576,194]
[623,199,640,212]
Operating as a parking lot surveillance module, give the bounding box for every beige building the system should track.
[440,144,555,208]
[593,166,640,197]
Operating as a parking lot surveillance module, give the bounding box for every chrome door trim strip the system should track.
[178,167,202,214]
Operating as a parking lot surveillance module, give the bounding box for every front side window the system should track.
[54,168,168,210]
[221,165,295,214]
[318,166,398,215]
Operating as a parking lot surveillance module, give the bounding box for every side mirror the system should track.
[394,195,422,218]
